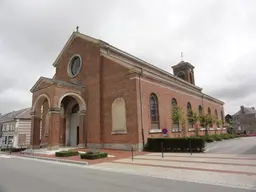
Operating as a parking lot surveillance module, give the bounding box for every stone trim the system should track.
[87,143,144,151]
[111,130,128,135]
[149,129,162,133]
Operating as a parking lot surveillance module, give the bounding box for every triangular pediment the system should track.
[52,31,100,67]
[30,77,54,93]
[30,77,86,93]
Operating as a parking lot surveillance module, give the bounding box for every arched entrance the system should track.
[58,93,86,147]
[31,94,51,148]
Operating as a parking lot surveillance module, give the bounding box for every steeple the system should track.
[172,60,195,85]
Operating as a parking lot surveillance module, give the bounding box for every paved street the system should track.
[205,136,256,154]
[0,137,255,191]
[0,155,253,192]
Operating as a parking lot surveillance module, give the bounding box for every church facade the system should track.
[30,31,225,151]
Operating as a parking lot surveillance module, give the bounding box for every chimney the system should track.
[240,106,245,113]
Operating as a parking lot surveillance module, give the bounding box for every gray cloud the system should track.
[0,0,255,115]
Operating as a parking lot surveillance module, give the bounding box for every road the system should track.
[205,136,256,154]
[0,156,253,192]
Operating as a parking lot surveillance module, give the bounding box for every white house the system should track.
[0,108,31,148]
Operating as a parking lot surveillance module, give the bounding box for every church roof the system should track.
[172,60,195,69]
[51,30,225,105]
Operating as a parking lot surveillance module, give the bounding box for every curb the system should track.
[16,155,88,165]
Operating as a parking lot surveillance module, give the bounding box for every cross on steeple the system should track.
[181,52,183,61]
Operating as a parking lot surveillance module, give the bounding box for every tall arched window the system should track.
[198,105,203,115]
[215,109,218,119]
[150,94,159,129]
[172,98,177,108]
[112,98,127,132]
[171,98,178,128]
[177,71,185,80]
[187,102,193,128]
[221,111,224,127]
[215,109,219,127]
[208,107,211,115]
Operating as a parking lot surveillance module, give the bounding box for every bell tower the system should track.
[172,60,195,85]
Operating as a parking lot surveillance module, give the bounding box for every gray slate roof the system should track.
[232,107,256,116]
[0,108,31,123]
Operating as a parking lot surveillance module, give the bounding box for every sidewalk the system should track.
[10,148,148,165]
[90,153,256,190]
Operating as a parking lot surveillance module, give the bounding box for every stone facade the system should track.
[232,106,256,134]
[30,31,225,151]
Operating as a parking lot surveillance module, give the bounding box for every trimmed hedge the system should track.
[204,134,236,143]
[55,150,79,157]
[146,137,205,152]
[0,147,26,152]
[80,152,108,159]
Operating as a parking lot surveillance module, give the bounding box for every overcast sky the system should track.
[0,0,255,115]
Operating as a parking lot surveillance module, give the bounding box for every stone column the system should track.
[78,110,86,147]
[30,111,40,149]
[48,108,61,150]
[59,106,66,146]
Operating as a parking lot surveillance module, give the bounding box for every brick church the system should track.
[30,30,225,151]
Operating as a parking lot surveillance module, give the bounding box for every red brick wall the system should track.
[100,57,139,145]
[54,37,101,144]
[136,75,225,144]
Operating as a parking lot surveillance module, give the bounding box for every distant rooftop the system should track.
[232,106,256,116]
[0,108,31,123]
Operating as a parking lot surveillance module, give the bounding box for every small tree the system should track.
[199,114,212,136]
[188,111,200,136]
[172,106,184,137]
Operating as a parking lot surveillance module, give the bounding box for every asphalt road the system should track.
[0,156,253,192]
[205,136,256,154]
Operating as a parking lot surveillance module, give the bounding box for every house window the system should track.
[3,124,7,131]
[150,94,159,129]
[112,98,127,132]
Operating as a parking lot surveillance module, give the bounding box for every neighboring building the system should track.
[30,30,225,151]
[232,106,256,134]
[0,108,31,148]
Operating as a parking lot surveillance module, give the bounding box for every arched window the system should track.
[187,102,193,127]
[150,94,159,129]
[189,72,193,84]
[171,98,179,128]
[187,102,192,117]
[215,109,218,119]
[177,71,185,80]
[112,98,127,132]
[208,107,211,115]
[172,98,177,108]
[198,105,203,115]
[221,111,224,127]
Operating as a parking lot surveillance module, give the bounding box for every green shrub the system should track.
[80,152,108,159]
[55,150,79,157]
[0,147,26,152]
[146,137,205,152]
